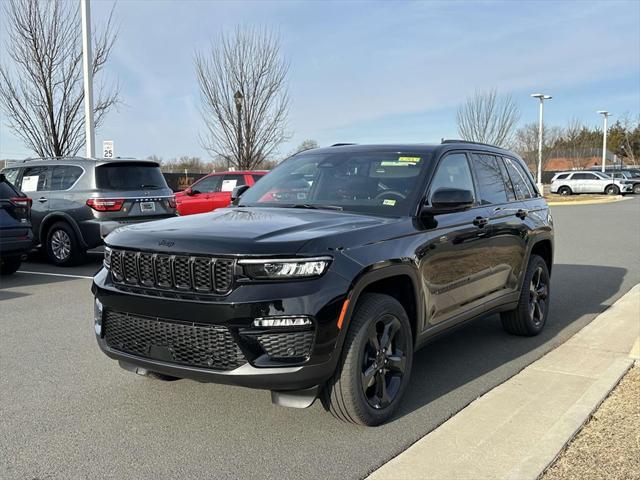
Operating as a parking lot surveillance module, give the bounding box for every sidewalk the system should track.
[369,284,640,480]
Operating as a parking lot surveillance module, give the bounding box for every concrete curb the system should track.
[368,284,640,480]
[546,195,632,206]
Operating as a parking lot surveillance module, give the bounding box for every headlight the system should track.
[103,246,112,269]
[239,257,332,280]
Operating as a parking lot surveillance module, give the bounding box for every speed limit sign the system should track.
[103,140,114,158]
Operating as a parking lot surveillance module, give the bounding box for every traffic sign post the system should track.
[103,140,114,159]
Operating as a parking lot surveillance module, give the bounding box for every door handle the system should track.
[473,216,489,228]
[37,197,48,203]
[516,209,528,219]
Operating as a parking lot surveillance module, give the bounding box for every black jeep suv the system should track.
[93,141,553,426]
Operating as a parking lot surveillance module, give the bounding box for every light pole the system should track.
[531,93,552,192]
[597,111,611,173]
[80,0,95,158]
[234,90,243,170]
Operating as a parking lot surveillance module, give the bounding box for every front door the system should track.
[208,174,247,210]
[418,152,495,325]
[180,175,223,215]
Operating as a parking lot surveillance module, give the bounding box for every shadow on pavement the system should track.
[396,263,627,420]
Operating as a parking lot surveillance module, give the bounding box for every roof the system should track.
[310,140,514,157]
[14,156,160,167]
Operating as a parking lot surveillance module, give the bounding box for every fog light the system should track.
[94,298,103,335]
[253,316,312,328]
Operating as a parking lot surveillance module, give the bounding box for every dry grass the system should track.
[542,365,640,480]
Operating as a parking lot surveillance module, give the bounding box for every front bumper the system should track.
[92,268,350,391]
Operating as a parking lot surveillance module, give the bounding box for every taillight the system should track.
[167,196,177,208]
[10,197,32,208]
[86,198,124,211]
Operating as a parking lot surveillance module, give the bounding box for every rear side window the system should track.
[503,157,534,200]
[572,173,598,180]
[221,174,247,192]
[50,165,83,191]
[555,173,569,180]
[472,154,510,205]
[429,153,475,199]
[20,166,50,192]
[2,168,20,186]
[193,175,222,193]
[95,163,168,191]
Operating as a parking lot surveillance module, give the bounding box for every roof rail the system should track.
[331,143,357,147]
[441,139,502,149]
[19,155,90,163]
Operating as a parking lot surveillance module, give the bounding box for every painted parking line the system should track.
[16,270,94,280]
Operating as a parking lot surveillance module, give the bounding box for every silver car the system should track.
[1,157,176,265]
[550,170,633,196]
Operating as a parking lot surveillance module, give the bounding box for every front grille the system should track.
[108,249,235,295]
[256,331,315,359]
[103,310,246,371]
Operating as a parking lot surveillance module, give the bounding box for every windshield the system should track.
[238,151,431,216]
[95,162,168,191]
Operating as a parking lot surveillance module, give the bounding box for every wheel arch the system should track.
[39,212,87,248]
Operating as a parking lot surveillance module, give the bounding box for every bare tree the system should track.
[456,89,520,147]
[195,27,290,170]
[290,138,319,155]
[514,123,562,172]
[563,118,585,169]
[0,0,119,158]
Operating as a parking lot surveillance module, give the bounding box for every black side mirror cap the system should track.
[231,184,251,204]
[422,188,474,215]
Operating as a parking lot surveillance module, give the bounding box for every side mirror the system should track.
[422,188,474,215]
[231,184,251,204]
[184,187,194,196]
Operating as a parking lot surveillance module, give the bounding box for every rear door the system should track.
[17,165,52,236]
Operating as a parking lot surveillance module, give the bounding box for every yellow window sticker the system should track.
[398,156,421,163]
[382,199,396,206]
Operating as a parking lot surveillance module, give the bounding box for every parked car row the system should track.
[92,140,555,426]
[0,173,34,274]
[550,169,639,195]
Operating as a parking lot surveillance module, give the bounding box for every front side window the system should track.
[221,174,247,192]
[20,166,49,192]
[428,153,475,200]
[503,157,534,200]
[50,165,83,191]
[472,154,510,205]
[192,175,222,193]
[238,151,431,216]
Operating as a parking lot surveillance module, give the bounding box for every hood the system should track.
[105,207,404,256]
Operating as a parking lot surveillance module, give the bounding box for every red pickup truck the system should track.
[175,171,267,216]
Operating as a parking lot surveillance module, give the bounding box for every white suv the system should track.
[550,171,633,196]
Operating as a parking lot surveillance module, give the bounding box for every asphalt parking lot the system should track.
[1,197,639,480]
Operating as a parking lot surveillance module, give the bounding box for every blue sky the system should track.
[1,0,639,160]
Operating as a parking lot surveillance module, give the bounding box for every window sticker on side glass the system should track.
[398,156,421,163]
[21,175,40,192]
[382,199,396,206]
[221,179,238,192]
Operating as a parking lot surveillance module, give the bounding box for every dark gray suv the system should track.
[1,157,176,265]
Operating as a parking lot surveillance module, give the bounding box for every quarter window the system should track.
[555,173,569,180]
[50,165,83,191]
[472,154,510,205]
[503,157,534,200]
[2,168,20,186]
[429,153,475,200]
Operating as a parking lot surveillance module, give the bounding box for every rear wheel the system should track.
[558,186,572,196]
[501,255,550,336]
[0,256,22,275]
[322,293,413,426]
[605,184,620,195]
[45,221,85,266]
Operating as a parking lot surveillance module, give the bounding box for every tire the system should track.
[633,184,640,194]
[45,221,85,266]
[501,255,550,336]
[322,293,413,426]
[558,186,572,196]
[605,184,619,195]
[0,256,22,275]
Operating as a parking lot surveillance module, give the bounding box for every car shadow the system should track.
[394,263,627,420]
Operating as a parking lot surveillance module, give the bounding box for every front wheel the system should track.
[605,184,620,195]
[322,293,413,426]
[633,184,640,194]
[501,255,550,336]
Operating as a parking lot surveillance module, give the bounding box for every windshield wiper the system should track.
[140,184,162,189]
[287,203,344,211]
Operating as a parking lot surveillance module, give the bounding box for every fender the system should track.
[519,231,554,290]
[39,212,88,249]
[334,261,425,354]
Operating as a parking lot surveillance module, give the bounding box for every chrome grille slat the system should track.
[109,249,234,295]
